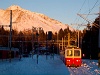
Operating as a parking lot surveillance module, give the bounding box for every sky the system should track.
[0,0,100,30]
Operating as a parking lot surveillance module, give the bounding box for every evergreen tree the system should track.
[58,28,64,40]
[39,30,46,41]
[82,16,99,59]
[0,27,9,47]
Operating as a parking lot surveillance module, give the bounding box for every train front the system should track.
[65,47,82,67]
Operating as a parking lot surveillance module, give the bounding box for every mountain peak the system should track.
[7,5,22,10]
[0,5,74,33]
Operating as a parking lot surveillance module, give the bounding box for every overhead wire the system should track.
[76,0,99,30]
[85,0,99,19]
[74,0,86,21]
[71,0,86,30]
[83,0,99,29]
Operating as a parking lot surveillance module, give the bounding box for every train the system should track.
[60,46,82,67]
[65,46,82,67]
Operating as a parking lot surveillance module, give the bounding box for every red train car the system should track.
[65,47,82,67]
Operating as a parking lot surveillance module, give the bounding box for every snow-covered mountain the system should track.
[0,5,74,33]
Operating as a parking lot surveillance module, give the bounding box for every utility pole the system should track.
[0,10,12,62]
[68,33,70,47]
[77,31,79,47]
[62,37,63,50]
[64,36,66,50]
[46,32,48,60]
[32,26,34,57]
[98,7,100,52]
[98,7,100,67]
[57,32,59,55]
[9,10,12,62]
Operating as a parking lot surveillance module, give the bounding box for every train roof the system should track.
[66,46,81,49]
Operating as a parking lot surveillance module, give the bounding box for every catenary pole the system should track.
[98,7,100,53]
[9,10,12,62]
[98,7,100,67]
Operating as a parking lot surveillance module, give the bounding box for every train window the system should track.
[74,50,80,56]
[67,50,73,56]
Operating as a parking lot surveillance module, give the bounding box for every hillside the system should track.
[0,5,74,33]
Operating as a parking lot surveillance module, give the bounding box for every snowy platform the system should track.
[0,55,70,75]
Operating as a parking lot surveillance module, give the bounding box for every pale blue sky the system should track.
[0,0,100,29]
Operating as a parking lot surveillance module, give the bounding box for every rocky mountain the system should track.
[0,5,74,33]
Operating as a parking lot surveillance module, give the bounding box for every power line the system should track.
[87,0,99,16]
[76,0,99,30]
[73,0,87,24]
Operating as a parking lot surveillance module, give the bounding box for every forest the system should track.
[0,16,99,59]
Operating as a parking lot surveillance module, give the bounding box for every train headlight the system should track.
[76,60,79,62]
[67,60,70,61]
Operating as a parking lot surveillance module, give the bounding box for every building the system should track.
[0,47,19,59]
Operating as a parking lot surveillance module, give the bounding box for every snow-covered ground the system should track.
[68,59,100,75]
[0,55,100,75]
[0,55,69,75]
